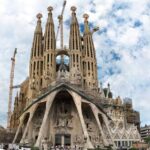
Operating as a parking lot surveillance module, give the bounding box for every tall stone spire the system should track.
[69,6,81,51]
[29,13,44,99]
[43,6,56,87]
[83,14,90,34]
[69,6,82,84]
[82,13,98,90]
[44,6,56,51]
[31,13,43,59]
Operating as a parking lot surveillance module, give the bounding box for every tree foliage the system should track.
[31,146,39,150]
[144,136,150,144]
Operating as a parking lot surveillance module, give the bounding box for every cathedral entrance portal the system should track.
[55,134,71,146]
[49,90,84,147]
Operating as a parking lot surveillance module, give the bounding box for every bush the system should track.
[129,148,138,150]
[31,146,40,150]
[144,136,150,145]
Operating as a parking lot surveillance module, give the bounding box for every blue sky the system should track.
[0,0,150,127]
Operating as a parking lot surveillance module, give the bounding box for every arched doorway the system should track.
[48,90,84,147]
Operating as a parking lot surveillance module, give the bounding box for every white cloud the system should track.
[119,27,140,46]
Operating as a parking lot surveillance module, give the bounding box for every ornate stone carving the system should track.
[74,135,84,145]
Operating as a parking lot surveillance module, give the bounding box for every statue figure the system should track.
[67,118,72,127]
[58,118,65,127]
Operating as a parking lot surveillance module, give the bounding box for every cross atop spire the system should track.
[71,6,77,13]
[83,13,89,22]
[47,6,53,12]
[36,13,42,20]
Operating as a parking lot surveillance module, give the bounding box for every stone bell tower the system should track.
[69,6,83,84]
[43,6,56,88]
[82,14,98,90]
[29,13,44,98]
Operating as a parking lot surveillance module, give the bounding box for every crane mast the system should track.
[56,0,66,63]
[7,48,17,130]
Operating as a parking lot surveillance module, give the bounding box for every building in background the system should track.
[141,125,150,139]
[8,3,141,150]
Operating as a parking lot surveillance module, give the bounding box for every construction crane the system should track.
[56,0,66,63]
[7,48,17,130]
[12,84,21,89]
[56,0,66,48]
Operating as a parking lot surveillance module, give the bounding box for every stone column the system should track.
[89,103,109,146]
[62,135,64,147]
[35,91,57,147]
[103,114,115,148]
[20,105,37,143]
[28,121,33,142]
[69,91,93,149]
[13,120,23,143]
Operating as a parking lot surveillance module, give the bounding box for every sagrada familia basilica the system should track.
[9,2,141,149]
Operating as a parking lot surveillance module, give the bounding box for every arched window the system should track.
[73,54,75,62]
[47,54,49,63]
[34,61,36,71]
[41,61,43,75]
[88,62,90,70]
[77,54,78,63]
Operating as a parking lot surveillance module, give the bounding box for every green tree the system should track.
[31,146,39,150]
[144,136,150,145]
[129,148,138,150]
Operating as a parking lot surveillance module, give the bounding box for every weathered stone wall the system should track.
[0,126,15,143]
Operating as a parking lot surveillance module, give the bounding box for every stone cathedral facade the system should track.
[10,5,141,150]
